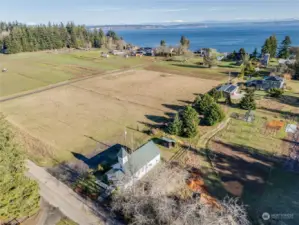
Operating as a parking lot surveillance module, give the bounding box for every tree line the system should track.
[0,21,120,54]
[0,116,40,222]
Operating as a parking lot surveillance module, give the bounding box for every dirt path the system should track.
[26,160,119,225]
[197,118,231,148]
[0,66,143,103]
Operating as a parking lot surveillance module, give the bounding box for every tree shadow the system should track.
[145,114,169,123]
[221,71,239,77]
[218,64,237,69]
[162,103,185,111]
[84,135,111,148]
[259,106,299,121]
[171,63,207,69]
[178,99,193,104]
[276,94,299,108]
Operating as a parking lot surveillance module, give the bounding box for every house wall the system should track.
[137,154,160,179]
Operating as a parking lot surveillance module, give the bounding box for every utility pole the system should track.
[124,127,127,148]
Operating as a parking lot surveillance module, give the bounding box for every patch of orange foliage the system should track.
[187,172,221,209]
[266,120,285,130]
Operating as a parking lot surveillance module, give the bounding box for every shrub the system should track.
[268,88,284,98]
[240,89,256,110]
[208,88,223,101]
[181,106,199,138]
[195,94,216,115]
[204,103,225,126]
[168,113,183,135]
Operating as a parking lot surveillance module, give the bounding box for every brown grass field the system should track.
[1,70,221,165]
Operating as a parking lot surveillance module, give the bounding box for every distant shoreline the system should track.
[88,19,299,31]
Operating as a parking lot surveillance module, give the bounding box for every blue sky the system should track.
[2,0,299,25]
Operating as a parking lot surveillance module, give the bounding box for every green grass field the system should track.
[217,115,286,155]
[243,168,299,224]
[0,50,150,97]
[0,51,234,98]
[146,57,239,81]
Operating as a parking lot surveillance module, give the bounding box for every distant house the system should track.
[217,84,239,95]
[246,76,285,90]
[260,53,270,66]
[101,141,161,188]
[263,76,285,89]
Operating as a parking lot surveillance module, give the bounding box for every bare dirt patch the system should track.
[209,140,273,197]
[1,70,220,165]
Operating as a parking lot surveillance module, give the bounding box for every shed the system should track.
[244,110,255,123]
[161,137,176,149]
[286,124,297,133]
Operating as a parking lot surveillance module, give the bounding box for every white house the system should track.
[104,141,161,188]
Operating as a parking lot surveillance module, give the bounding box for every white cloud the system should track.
[207,7,236,11]
[143,8,188,12]
[165,20,185,23]
[84,7,121,12]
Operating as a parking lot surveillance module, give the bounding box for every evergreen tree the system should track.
[251,48,258,59]
[180,36,190,48]
[181,106,199,138]
[168,113,182,135]
[262,35,278,58]
[262,38,271,55]
[0,21,121,54]
[208,88,222,102]
[239,48,246,59]
[269,35,278,58]
[195,94,216,115]
[230,50,237,61]
[278,36,292,59]
[204,103,225,126]
[0,116,40,220]
[106,30,119,41]
[240,89,256,110]
[160,40,166,47]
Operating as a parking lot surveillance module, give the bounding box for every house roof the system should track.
[161,137,176,143]
[123,141,160,174]
[264,76,283,82]
[106,141,161,181]
[117,147,129,158]
[217,84,238,93]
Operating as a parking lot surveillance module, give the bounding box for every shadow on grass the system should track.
[171,63,208,69]
[162,103,185,111]
[205,140,299,223]
[259,106,299,121]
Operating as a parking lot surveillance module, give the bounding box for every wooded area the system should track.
[0,115,40,222]
[0,21,120,54]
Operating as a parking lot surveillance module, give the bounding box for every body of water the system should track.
[117,22,299,53]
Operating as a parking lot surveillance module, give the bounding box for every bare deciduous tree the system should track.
[111,164,250,225]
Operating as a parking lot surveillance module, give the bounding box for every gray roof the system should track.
[264,76,283,82]
[161,137,176,143]
[106,141,160,181]
[123,141,160,174]
[217,84,238,93]
[117,147,129,158]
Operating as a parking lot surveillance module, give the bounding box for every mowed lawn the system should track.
[0,50,151,97]
[0,70,221,165]
[146,58,239,81]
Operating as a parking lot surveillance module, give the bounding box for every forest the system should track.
[0,21,120,54]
